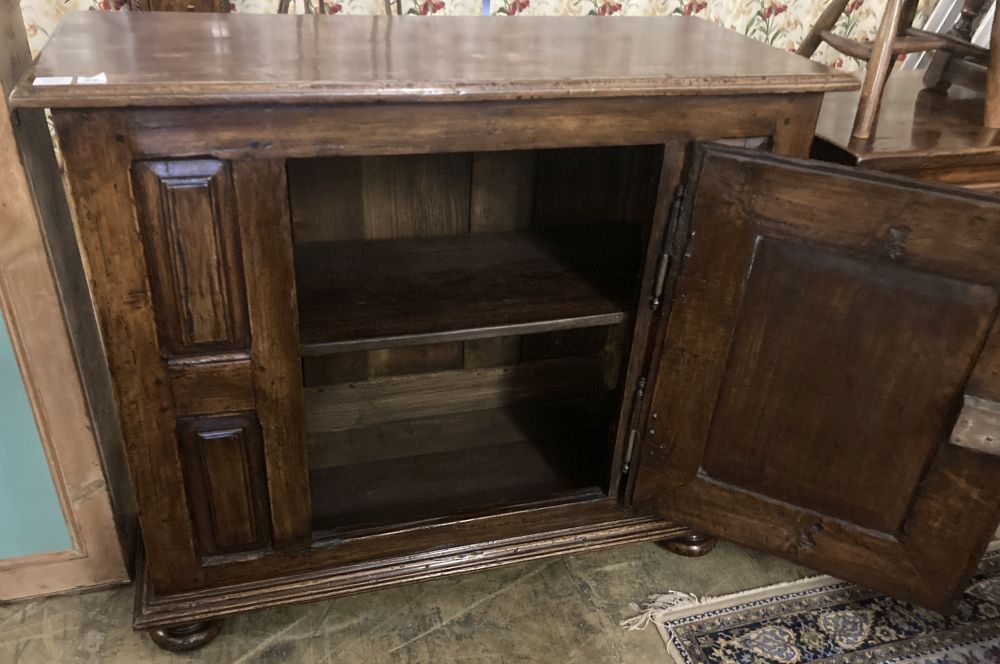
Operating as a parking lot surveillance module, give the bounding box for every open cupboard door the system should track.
[631,144,1000,611]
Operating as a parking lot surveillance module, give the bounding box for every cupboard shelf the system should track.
[295,223,642,355]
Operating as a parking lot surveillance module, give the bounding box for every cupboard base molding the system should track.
[149,620,224,653]
[134,516,690,630]
[659,534,718,557]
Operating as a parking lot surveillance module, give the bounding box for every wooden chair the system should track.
[798,0,999,139]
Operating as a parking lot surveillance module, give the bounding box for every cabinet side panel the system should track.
[52,110,203,591]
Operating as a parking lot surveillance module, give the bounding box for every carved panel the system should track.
[698,238,996,534]
[178,414,271,557]
[133,160,249,356]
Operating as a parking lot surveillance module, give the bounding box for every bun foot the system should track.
[660,533,716,557]
[149,619,224,652]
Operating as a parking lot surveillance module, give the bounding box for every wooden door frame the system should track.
[0,0,130,599]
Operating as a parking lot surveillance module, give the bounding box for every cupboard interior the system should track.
[286,146,663,536]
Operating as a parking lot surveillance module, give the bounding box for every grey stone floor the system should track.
[0,541,812,663]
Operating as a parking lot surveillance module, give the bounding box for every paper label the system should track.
[77,73,108,85]
[33,76,73,86]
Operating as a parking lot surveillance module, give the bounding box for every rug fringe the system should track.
[623,542,1000,632]
[620,576,836,630]
[620,591,702,631]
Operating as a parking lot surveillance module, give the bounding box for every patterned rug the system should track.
[623,548,1000,663]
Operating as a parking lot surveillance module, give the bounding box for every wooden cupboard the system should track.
[11,11,1000,651]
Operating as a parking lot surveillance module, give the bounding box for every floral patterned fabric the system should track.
[21,0,937,69]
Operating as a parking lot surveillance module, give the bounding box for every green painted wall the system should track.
[0,312,71,559]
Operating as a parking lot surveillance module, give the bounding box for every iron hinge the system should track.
[621,375,648,476]
[649,184,686,311]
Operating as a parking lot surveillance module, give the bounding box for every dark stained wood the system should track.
[772,95,824,158]
[532,146,662,227]
[148,621,224,653]
[52,110,203,591]
[287,157,365,244]
[179,415,271,556]
[10,13,857,110]
[132,504,690,629]
[296,224,642,354]
[990,7,1000,127]
[463,337,523,370]
[307,397,608,469]
[36,11,858,646]
[814,71,1000,190]
[631,144,1000,611]
[301,352,369,387]
[304,355,612,433]
[469,151,536,233]
[310,400,613,533]
[658,534,716,557]
[120,97,816,161]
[132,160,249,356]
[355,153,471,378]
[231,160,312,552]
[168,356,254,417]
[616,140,686,493]
[366,343,463,379]
[360,153,472,239]
[699,239,994,533]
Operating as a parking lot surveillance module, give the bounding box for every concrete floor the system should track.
[0,541,812,663]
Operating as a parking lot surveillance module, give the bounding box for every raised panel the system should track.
[700,239,996,533]
[179,414,270,557]
[133,159,249,356]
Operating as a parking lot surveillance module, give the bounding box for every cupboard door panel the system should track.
[179,415,271,557]
[700,239,995,534]
[133,159,248,356]
[633,144,1000,610]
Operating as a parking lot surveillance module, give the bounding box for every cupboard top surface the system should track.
[12,13,857,109]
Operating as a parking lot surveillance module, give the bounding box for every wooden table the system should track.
[814,69,1000,192]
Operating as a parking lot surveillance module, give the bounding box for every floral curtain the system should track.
[20,0,934,72]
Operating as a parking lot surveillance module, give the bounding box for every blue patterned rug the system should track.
[623,549,1000,663]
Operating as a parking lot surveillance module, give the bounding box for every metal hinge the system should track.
[649,184,686,311]
[621,376,648,475]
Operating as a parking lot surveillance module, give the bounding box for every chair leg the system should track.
[987,7,1000,127]
[852,0,908,140]
[924,0,990,91]
[797,0,851,58]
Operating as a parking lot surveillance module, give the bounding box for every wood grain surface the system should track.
[10,13,857,109]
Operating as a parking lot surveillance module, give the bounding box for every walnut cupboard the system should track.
[12,12,1000,651]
